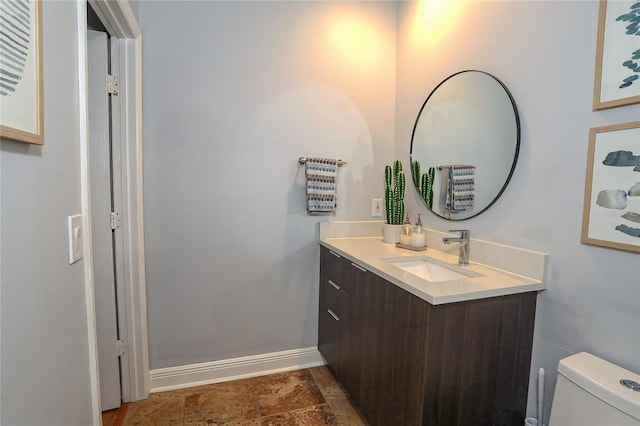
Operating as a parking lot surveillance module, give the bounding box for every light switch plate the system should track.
[372,198,383,217]
[68,214,83,264]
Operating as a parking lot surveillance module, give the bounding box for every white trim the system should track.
[87,0,140,39]
[77,3,102,424]
[134,35,151,397]
[116,34,149,401]
[149,347,325,393]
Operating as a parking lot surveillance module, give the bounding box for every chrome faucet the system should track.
[442,229,470,265]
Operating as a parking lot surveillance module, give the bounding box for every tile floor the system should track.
[117,366,367,425]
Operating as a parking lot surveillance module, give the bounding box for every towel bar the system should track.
[298,157,347,166]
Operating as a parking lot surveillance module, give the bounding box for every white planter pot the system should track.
[383,224,402,244]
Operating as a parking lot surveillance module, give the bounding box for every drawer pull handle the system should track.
[351,262,366,272]
[329,250,341,258]
[327,309,340,321]
[328,280,341,290]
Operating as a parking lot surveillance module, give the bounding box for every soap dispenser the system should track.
[411,214,426,248]
[400,213,412,246]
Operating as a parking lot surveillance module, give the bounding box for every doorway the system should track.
[78,1,149,422]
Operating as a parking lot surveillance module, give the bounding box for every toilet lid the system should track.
[558,352,640,420]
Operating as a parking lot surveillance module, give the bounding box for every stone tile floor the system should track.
[115,366,367,425]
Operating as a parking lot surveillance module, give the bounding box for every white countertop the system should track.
[320,236,547,305]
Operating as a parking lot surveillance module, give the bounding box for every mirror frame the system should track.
[409,70,521,220]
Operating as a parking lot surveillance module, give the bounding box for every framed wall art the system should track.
[0,0,44,145]
[593,0,640,110]
[582,121,640,253]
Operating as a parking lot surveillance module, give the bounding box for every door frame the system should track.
[76,1,148,423]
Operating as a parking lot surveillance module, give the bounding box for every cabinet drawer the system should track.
[320,274,351,329]
[320,246,365,295]
[318,301,339,376]
[318,301,352,387]
[320,246,347,287]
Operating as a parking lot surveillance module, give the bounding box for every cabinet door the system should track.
[339,260,367,403]
[421,292,537,426]
[390,285,428,425]
[352,272,428,426]
[355,272,386,425]
[376,279,428,426]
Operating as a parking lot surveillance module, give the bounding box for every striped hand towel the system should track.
[305,158,338,214]
[447,165,475,211]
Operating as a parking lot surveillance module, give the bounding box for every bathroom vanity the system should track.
[317,223,548,426]
[316,69,536,425]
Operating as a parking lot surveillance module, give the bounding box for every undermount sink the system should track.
[382,255,482,283]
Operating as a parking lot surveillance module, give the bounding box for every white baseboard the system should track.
[149,347,325,393]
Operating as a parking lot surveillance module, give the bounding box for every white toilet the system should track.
[548,352,640,426]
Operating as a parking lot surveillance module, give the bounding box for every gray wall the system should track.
[0,2,94,424]
[395,1,640,422]
[139,1,396,369]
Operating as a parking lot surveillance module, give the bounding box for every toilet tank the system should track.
[548,352,640,426]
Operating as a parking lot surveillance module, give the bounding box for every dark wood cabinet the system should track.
[318,246,537,426]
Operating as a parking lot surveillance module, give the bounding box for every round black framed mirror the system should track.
[410,70,520,220]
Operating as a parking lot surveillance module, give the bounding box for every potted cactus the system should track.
[412,160,436,209]
[383,160,406,243]
[421,165,436,209]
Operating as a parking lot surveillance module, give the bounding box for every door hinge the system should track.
[109,212,121,230]
[116,339,128,357]
[106,73,119,96]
